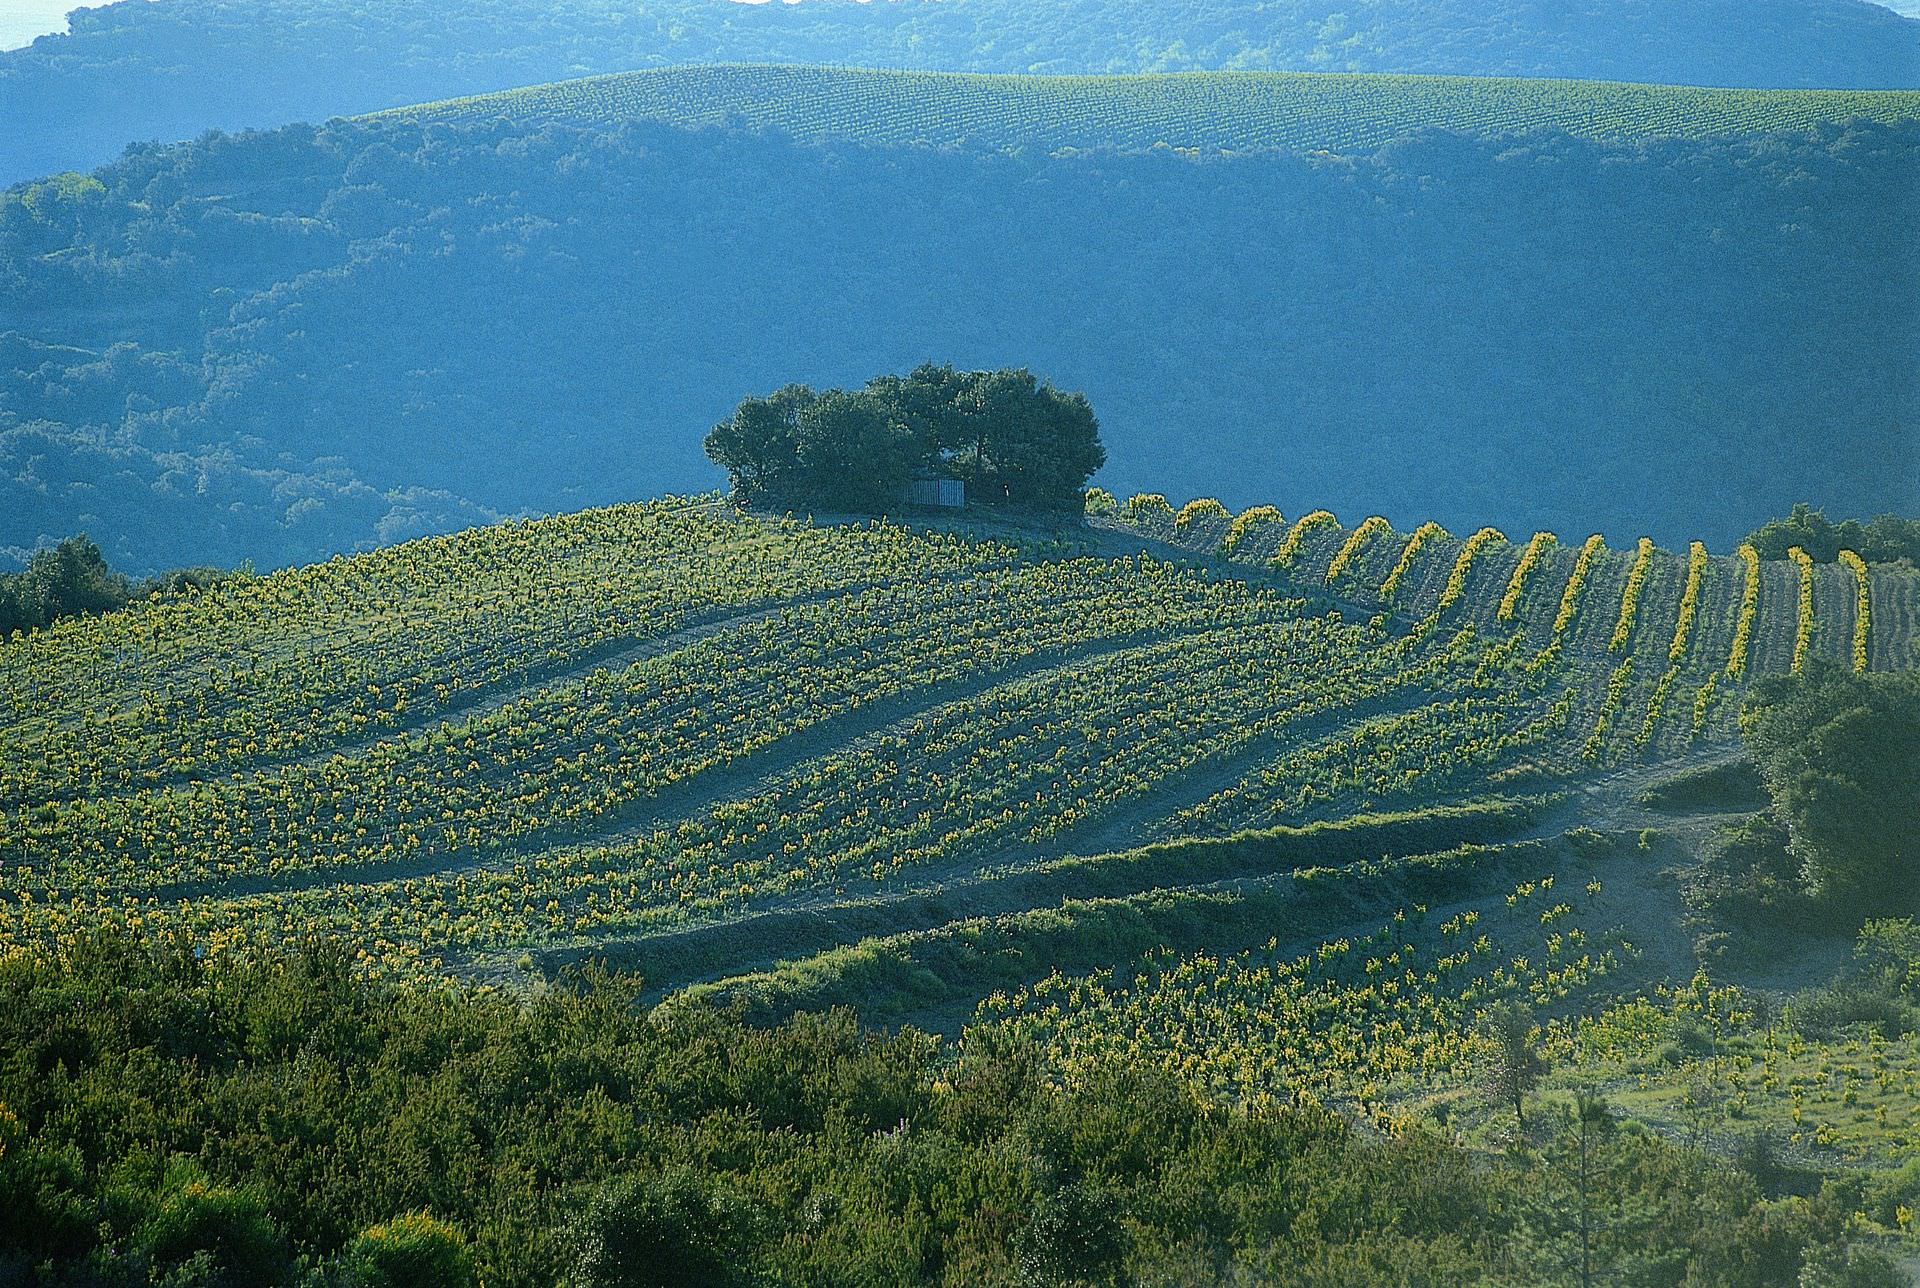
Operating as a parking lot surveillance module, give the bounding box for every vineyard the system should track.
[3,495,1917,1220]
[369,64,1920,152]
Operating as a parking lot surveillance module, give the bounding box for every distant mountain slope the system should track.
[3,106,1914,573]
[3,0,1916,181]
[375,64,1920,150]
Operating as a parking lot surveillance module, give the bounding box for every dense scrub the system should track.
[0,936,1895,1287]
[5,117,1915,571]
[1740,666,1920,920]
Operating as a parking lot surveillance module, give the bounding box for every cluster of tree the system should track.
[1743,503,1920,564]
[0,934,1902,1287]
[0,535,235,637]
[704,366,1105,514]
[1691,665,1920,944]
[4,115,1915,572]
[5,0,1915,181]
[1741,665,1920,921]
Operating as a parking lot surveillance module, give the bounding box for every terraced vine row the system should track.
[1609,538,1657,654]
[0,503,1017,806]
[1326,516,1393,584]
[1790,547,1817,674]
[1839,551,1871,674]
[0,554,1513,974]
[1381,523,1449,600]
[1498,533,1556,622]
[1728,545,1762,678]
[8,500,1912,979]
[1221,505,1283,556]
[977,865,1625,1116]
[1271,510,1339,568]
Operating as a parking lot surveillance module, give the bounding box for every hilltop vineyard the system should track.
[4,499,1907,982]
[373,65,1920,154]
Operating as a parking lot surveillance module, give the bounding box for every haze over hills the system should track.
[6,0,1920,1278]
[2,0,1917,182]
[4,70,1916,572]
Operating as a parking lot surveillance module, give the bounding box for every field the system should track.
[4,497,1917,1211]
[367,64,1920,151]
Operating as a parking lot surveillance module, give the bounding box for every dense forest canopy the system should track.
[0,935,1908,1286]
[706,365,1105,512]
[1741,665,1920,922]
[3,115,1914,573]
[2,0,1915,182]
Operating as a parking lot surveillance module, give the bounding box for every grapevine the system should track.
[376,65,1920,156]
[1125,493,1174,521]
[1727,544,1761,678]
[1789,546,1815,674]
[1221,506,1284,557]
[1325,517,1393,584]
[1269,510,1339,569]
[1436,528,1506,616]
[1175,497,1230,531]
[1690,672,1720,737]
[1608,538,1656,654]
[1582,659,1635,761]
[1526,534,1605,674]
[1380,522,1449,600]
[1667,542,1709,664]
[1497,532,1556,622]
[1838,550,1869,673]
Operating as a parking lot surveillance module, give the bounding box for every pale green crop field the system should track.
[368,64,1920,150]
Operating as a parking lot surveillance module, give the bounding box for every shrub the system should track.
[343,1212,477,1288]
[137,1174,291,1287]
[567,1169,755,1288]
[1014,1180,1126,1287]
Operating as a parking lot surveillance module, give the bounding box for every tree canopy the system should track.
[0,535,236,637]
[1742,504,1920,565]
[705,365,1106,513]
[1741,664,1920,922]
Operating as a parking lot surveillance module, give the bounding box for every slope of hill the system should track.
[1,499,1908,979]
[4,105,1915,572]
[2,0,1917,182]
[373,64,1920,150]
[5,500,1917,1282]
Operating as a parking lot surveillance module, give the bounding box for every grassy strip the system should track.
[670,798,1552,1025]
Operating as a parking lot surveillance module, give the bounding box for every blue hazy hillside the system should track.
[3,100,1914,572]
[2,0,1917,182]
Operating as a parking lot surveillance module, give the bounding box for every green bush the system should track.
[343,1212,476,1288]
[137,1173,291,1287]
[1015,1180,1127,1287]
[567,1169,755,1288]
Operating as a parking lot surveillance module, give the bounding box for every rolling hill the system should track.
[2,0,1916,184]
[371,64,1920,150]
[5,498,1917,1282]
[3,498,1908,983]
[5,88,1915,573]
